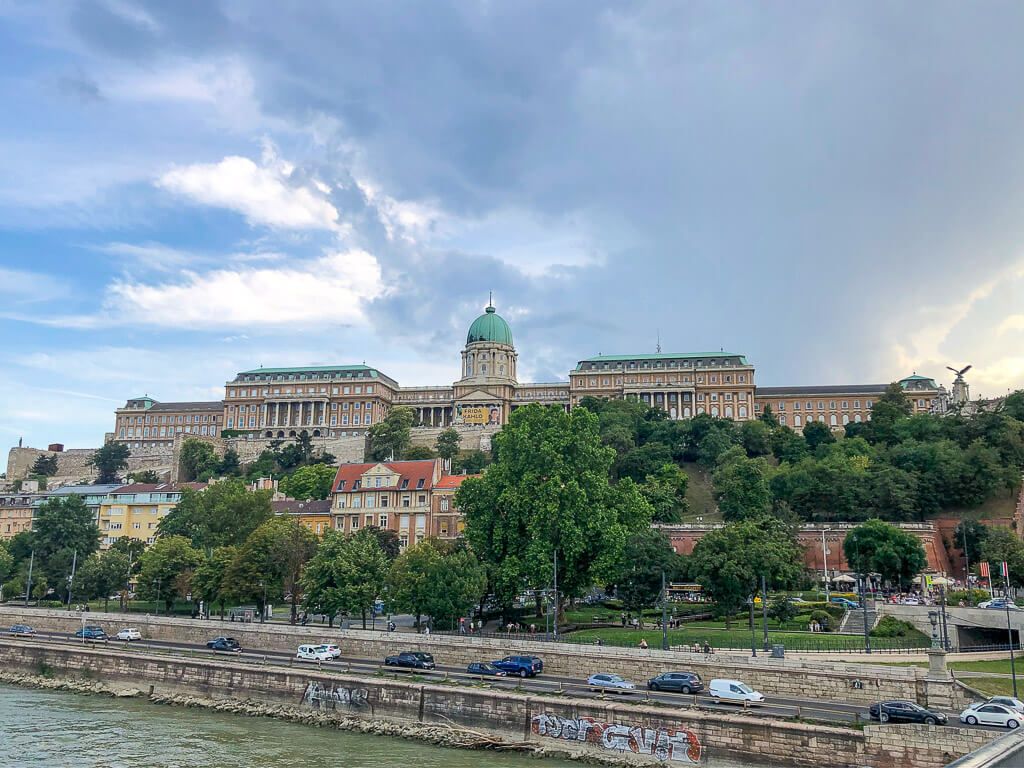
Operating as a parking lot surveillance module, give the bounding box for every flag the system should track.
[980,562,990,579]
[1001,561,1010,581]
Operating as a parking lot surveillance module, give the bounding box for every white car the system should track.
[902,597,920,606]
[318,643,342,659]
[960,703,1021,729]
[709,678,765,705]
[981,696,1024,714]
[587,673,636,693]
[116,628,142,641]
[296,644,334,662]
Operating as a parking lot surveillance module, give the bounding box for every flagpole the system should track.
[1004,561,1018,699]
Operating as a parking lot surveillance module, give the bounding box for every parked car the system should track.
[8,624,35,637]
[901,597,921,606]
[869,701,947,725]
[318,643,342,659]
[296,644,334,662]
[74,626,107,641]
[206,637,241,652]
[979,599,1020,611]
[492,655,543,678]
[588,673,636,693]
[709,679,765,704]
[115,628,142,641]
[467,662,507,677]
[647,671,704,694]
[384,651,435,670]
[830,597,860,609]
[960,703,1020,728]
[982,696,1024,714]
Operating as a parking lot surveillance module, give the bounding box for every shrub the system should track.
[809,610,834,632]
[946,589,989,607]
[871,616,917,638]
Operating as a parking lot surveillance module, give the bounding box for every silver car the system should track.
[588,673,636,693]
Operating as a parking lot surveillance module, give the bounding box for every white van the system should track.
[709,679,765,704]
[296,644,334,662]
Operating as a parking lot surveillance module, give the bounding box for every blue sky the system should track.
[2,1,1024,449]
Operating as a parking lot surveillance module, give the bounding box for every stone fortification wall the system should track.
[6,445,174,485]
[0,638,993,768]
[408,425,498,453]
[0,607,964,708]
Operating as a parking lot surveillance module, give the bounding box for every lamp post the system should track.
[24,550,34,606]
[748,595,757,658]
[928,610,940,649]
[661,570,669,651]
[939,586,950,651]
[860,575,872,654]
[65,549,78,611]
[821,529,830,604]
[761,574,770,652]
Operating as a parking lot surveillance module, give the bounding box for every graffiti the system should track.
[531,713,701,764]
[303,681,370,710]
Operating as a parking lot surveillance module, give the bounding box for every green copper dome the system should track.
[466,304,513,346]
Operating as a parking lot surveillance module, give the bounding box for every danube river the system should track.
[0,684,779,767]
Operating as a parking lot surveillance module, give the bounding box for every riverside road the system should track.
[8,630,999,730]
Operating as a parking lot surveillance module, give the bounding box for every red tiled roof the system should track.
[272,499,332,515]
[434,474,480,490]
[332,460,437,493]
[110,482,206,494]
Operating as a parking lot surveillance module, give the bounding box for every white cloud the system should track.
[0,267,69,304]
[93,241,201,272]
[157,151,341,231]
[997,314,1024,335]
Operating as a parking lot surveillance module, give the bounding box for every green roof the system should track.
[238,365,375,375]
[576,352,749,369]
[466,305,513,346]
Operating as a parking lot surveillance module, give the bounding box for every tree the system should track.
[301,528,389,628]
[768,595,798,626]
[688,517,804,628]
[367,406,414,461]
[32,496,100,580]
[955,520,990,570]
[109,536,146,563]
[803,420,835,451]
[127,470,160,484]
[387,539,444,629]
[0,546,13,596]
[741,420,773,457]
[218,448,241,476]
[713,452,772,522]
[89,442,130,484]
[158,479,273,551]
[843,519,927,588]
[366,526,401,560]
[758,404,779,427]
[1004,390,1024,422]
[697,427,737,468]
[403,445,435,460]
[458,404,653,617]
[980,527,1024,588]
[191,546,237,618]
[30,454,58,477]
[614,528,681,614]
[179,439,219,482]
[77,549,130,611]
[436,428,462,467]
[279,463,337,500]
[639,463,689,523]
[457,449,491,474]
[615,442,672,483]
[135,535,202,613]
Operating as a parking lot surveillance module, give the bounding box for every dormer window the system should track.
[337,480,346,491]
[400,479,409,490]
[416,479,425,489]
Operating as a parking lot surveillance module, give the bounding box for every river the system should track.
[0,684,781,767]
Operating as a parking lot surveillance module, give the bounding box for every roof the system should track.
[575,352,749,369]
[149,401,222,413]
[237,364,375,375]
[109,483,206,495]
[332,460,438,493]
[272,499,333,515]
[434,474,481,490]
[466,304,514,346]
[45,484,124,496]
[756,384,889,396]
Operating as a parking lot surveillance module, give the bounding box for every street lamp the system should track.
[748,595,757,658]
[928,610,940,649]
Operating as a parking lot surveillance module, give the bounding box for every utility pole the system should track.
[761,574,769,651]
[822,529,830,603]
[1006,563,1019,698]
[939,586,950,652]
[661,570,669,651]
[961,525,971,588]
[861,575,872,654]
[552,549,559,639]
[749,593,757,658]
[66,549,78,611]
[24,551,34,606]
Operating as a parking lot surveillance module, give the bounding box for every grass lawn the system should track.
[962,678,1019,697]
[950,659,1024,675]
[679,462,719,522]
[565,625,926,651]
[561,603,708,626]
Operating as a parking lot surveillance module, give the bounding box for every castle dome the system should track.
[466,304,513,346]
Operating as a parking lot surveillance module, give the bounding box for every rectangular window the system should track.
[416,479,425,490]
[380,495,389,507]
[375,477,382,488]
[365,495,375,508]
[351,516,359,530]
[829,401,836,409]
[355,386,362,394]
[379,514,388,528]
[353,415,360,425]
[366,385,373,393]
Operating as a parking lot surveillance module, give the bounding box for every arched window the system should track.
[738,406,748,418]
[711,406,719,417]
[725,405,733,418]
[683,407,691,418]
[829,415,836,426]
[481,364,487,374]
[794,415,802,427]
[842,414,849,425]
[500,364,505,375]
[854,414,862,423]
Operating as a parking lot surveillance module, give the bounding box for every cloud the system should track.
[157,150,342,231]
[0,267,69,304]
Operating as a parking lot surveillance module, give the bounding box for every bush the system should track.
[809,610,834,632]
[946,589,989,607]
[871,616,918,638]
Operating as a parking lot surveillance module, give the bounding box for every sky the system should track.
[2,1,1024,449]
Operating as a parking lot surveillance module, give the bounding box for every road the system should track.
[6,629,1006,731]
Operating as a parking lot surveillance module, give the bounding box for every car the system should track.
[787,597,809,605]
[296,644,334,662]
[960,703,1021,728]
[115,628,142,641]
[74,626,107,641]
[492,655,543,678]
[206,637,241,652]
[983,696,1024,714]
[830,597,860,609]
[467,662,507,677]
[384,651,435,670]
[980,599,1020,611]
[318,643,342,659]
[868,701,947,725]
[8,624,35,637]
[709,679,765,705]
[647,672,704,694]
[588,673,636,693]
[901,597,921,606]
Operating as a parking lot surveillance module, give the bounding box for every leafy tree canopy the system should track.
[279,463,337,500]
[158,479,273,551]
[367,406,414,461]
[89,442,130,484]
[135,535,203,613]
[843,518,927,586]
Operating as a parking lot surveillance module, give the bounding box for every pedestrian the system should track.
[621,612,627,627]
[639,638,648,649]
[702,640,711,655]
[424,625,431,636]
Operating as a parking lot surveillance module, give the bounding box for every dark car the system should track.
[384,651,435,670]
[74,625,107,641]
[492,655,543,678]
[648,671,704,694]
[207,637,241,652]
[869,701,948,725]
[9,624,35,637]
[467,662,507,677]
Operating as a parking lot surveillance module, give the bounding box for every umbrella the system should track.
[833,574,857,583]
[912,576,923,584]
[931,576,953,586]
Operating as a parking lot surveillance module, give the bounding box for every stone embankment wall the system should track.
[6,446,172,485]
[407,425,498,453]
[0,607,965,708]
[0,639,992,768]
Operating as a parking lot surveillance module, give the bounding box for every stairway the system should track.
[839,606,877,635]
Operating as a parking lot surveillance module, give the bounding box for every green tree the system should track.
[614,528,681,614]
[713,451,772,522]
[615,442,672,483]
[32,496,101,580]
[955,520,990,570]
[366,526,401,561]
[639,463,689,523]
[179,439,219,482]
[109,536,146,564]
[436,428,462,466]
[301,528,388,628]
[279,463,337,501]
[457,449,491,474]
[135,535,202,613]
[89,442,130,484]
[697,427,737,468]
[402,445,435,460]
[771,427,809,463]
[127,470,160,483]
[688,517,804,628]
[387,539,444,628]
[1003,390,1024,421]
[218,448,241,476]
[0,546,14,597]
[759,404,779,426]
[458,404,653,617]
[191,546,237,618]
[980,527,1024,588]
[740,420,773,457]
[768,595,798,626]
[367,406,414,461]
[843,519,927,588]
[30,454,58,476]
[802,420,835,451]
[158,479,273,551]
[77,549,130,611]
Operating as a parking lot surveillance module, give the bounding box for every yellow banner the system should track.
[461,406,488,424]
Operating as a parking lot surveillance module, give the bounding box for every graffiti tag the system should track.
[303,681,370,709]
[531,713,701,764]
